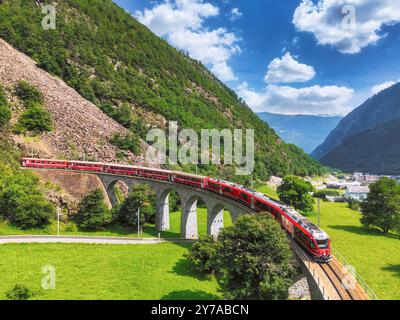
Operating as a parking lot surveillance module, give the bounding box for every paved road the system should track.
[0,235,195,245]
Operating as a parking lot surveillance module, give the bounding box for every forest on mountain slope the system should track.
[0,0,327,180]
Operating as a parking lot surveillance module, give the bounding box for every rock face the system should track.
[0,38,149,165]
[35,170,112,211]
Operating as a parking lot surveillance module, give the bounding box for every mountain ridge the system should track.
[312,82,400,160]
[257,112,342,153]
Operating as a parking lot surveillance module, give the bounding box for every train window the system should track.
[310,240,317,249]
[316,239,329,249]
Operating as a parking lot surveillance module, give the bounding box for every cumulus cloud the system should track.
[371,81,397,95]
[265,52,316,83]
[135,0,240,81]
[293,0,400,54]
[237,82,354,115]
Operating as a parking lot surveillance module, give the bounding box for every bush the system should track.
[15,81,44,108]
[110,132,141,155]
[348,198,361,211]
[0,86,11,127]
[7,194,54,229]
[215,213,296,300]
[15,103,53,134]
[0,103,11,127]
[185,236,218,275]
[314,189,342,199]
[6,284,34,300]
[75,189,111,230]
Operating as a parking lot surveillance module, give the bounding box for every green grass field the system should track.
[0,243,220,300]
[0,208,233,239]
[308,201,400,300]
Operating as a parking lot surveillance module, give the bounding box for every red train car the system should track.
[68,161,105,172]
[105,164,138,176]
[172,172,208,188]
[21,158,68,169]
[139,167,171,181]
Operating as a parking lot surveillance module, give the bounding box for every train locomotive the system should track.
[21,158,332,262]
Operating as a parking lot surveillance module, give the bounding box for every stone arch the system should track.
[207,203,225,239]
[105,179,129,207]
[181,193,209,239]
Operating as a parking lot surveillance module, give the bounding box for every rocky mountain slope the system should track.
[313,82,400,174]
[0,38,150,165]
[257,112,342,153]
[0,0,326,179]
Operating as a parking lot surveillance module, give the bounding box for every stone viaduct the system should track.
[97,174,250,239]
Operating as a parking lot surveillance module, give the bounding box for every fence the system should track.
[332,247,379,300]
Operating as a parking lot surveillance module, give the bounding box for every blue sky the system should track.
[114,0,400,116]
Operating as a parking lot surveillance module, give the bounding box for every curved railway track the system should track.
[290,239,369,300]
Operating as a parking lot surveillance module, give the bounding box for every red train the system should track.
[21,158,332,262]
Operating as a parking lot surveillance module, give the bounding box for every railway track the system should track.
[290,239,369,300]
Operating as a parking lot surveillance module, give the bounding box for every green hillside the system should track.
[0,0,326,179]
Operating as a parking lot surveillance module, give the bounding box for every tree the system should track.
[215,213,296,300]
[117,184,150,228]
[7,194,54,229]
[361,177,400,234]
[75,189,111,230]
[0,170,54,229]
[277,175,315,213]
[185,236,218,275]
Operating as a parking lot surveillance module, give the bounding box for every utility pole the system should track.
[57,208,60,236]
[137,208,140,239]
[317,198,321,227]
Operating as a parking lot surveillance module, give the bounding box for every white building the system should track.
[345,186,370,201]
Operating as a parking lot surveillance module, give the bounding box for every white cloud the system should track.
[135,0,240,82]
[265,52,316,83]
[293,0,400,54]
[237,82,354,115]
[371,80,396,95]
[230,8,243,21]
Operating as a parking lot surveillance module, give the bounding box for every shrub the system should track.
[0,86,11,127]
[348,198,361,211]
[15,81,44,108]
[15,103,53,134]
[0,104,11,127]
[314,189,342,199]
[110,132,141,155]
[7,194,54,229]
[6,284,34,300]
[185,236,218,275]
[75,189,111,230]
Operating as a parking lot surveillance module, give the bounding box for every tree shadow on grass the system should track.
[329,225,399,239]
[382,264,400,277]
[169,258,211,281]
[161,290,219,300]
